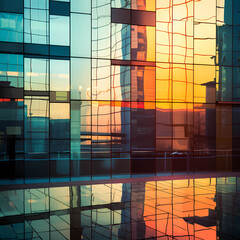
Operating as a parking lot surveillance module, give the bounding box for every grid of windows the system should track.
[0,0,240,184]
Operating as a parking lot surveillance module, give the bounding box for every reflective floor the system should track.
[0,176,240,239]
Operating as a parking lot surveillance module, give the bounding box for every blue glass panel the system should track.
[24,8,49,45]
[50,15,69,46]
[71,13,91,57]
[71,0,91,14]
[0,13,23,43]
[71,58,91,100]
[0,0,24,14]
[50,1,70,16]
[25,0,49,9]
[24,58,49,91]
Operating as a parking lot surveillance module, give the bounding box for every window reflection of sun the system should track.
[156,0,219,109]
[143,178,217,240]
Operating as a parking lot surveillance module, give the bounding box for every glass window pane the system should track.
[24,58,49,91]
[156,102,172,151]
[194,65,216,103]
[132,0,155,11]
[0,54,23,90]
[25,0,49,9]
[216,66,232,101]
[71,58,91,100]
[24,97,49,156]
[111,102,131,157]
[24,8,49,44]
[50,103,70,139]
[156,62,172,102]
[194,23,216,65]
[71,101,91,180]
[173,103,193,151]
[0,13,23,43]
[131,25,155,62]
[173,64,193,103]
[71,13,91,57]
[112,24,131,60]
[131,102,155,151]
[50,15,69,46]
[71,0,91,13]
[112,0,131,9]
[0,99,24,163]
[92,101,111,180]
[173,21,193,64]
[194,0,216,23]
[50,60,69,92]
[194,103,216,151]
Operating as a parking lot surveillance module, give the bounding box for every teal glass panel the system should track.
[217,66,232,101]
[50,59,69,92]
[25,0,49,9]
[111,65,131,101]
[71,101,91,180]
[50,15,69,46]
[24,96,49,183]
[92,59,111,100]
[71,0,91,13]
[71,13,91,57]
[24,8,49,44]
[0,53,23,89]
[71,58,91,100]
[50,103,70,182]
[24,58,49,91]
[0,13,23,43]
[50,103,70,139]
[0,99,24,184]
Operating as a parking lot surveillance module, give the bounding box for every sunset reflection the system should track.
[1,176,239,239]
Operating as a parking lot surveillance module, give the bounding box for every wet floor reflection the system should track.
[0,176,240,239]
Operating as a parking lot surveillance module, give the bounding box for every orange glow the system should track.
[156,0,216,109]
[146,26,156,62]
[142,178,217,240]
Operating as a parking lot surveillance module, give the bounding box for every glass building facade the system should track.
[1,176,240,239]
[0,0,240,184]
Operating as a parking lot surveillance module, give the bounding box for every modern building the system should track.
[0,0,240,185]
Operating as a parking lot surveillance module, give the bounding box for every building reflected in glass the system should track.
[1,176,240,239]
[0,0,240,184]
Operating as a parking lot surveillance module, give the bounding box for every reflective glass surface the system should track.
[71,0,91,14]
[1,176,240,239]
[24,6,49,44]
[0,54,23,89]
[0,13,23,43]
[71,13,91,57]
[71,58,91,100]
[0,0,240,186]
[24,58,49,91]
[50,15,69,46]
